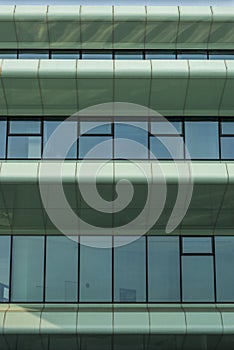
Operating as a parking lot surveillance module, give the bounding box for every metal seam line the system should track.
[46,5,50,51]
[37,59,45,117]
[143,5,147,51]
[37,162,47,234]
[218,59,228,117]
[207,6,214,51]
[13,5,18,51]
[175,6,180,51]
[182,59,190,117]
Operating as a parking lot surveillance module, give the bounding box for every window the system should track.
[182,237,212,254]
[221,120,234,159]
[0,120,6,158]
[114,51,143,60]
[145,50,176,59]
[51,51,80,59]
[0,51,17,58]
[18,51,49,59]
[209,51,234,60]
[82,51,112,59]
[0,237,10,302]
[177,51,208,60]
[11,236,44,302]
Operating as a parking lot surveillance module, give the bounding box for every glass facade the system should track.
[0,235,231,303]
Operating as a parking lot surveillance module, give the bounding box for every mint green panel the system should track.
[48,6,81,49]
[145,6,179,49]
[78,305,112,334]
[0,6,17,49]
[4,307,41,334]
[181,209,218,230]
[177,7,212,49]
[113,22,145,49]
[209,7,234,49]
[0,60,7,115]
[10,208,45,234]
[81,335,111,350]
[1,184,42,210]
[185,61,226,116]
[149,306,186,334]
[219,61,234,116]
[114,306,149,334]
[15,6,49,49]
[78,79,113,109]
[221,164,234,209]
[40,307,77,334]
[185,307,223,334]
[0,209,11,234]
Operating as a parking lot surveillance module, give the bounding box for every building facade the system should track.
[0,4,234,350]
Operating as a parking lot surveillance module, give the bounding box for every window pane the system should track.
[79,136,113,159]
[18,51,49,59]
[8,136,41,158]
[216,237,234,302]
[209,51,234,60]
[43,120,77,159]
[82,51,112,59]
[114,51,143,60]
[221,121,234,134]
[150,136,184,159]
[185,121,219,159]
[10,119,41,134]
[182,237,212,254]
[221,137,234,159]
[11,236,44,302]
[45,236,78,302]
[0,51,17,58]
[114,122,148,159]
[114,237,146,302]
[145,51,176,59]
[151,121,182,134]
[177,51,207,60]
[148,237,180,302]
[51,51,80,59]
[80,121,112,135]
[182,256,214,302]
[80,236,112,302]
[0,120,6,158]
[0,237,10,302]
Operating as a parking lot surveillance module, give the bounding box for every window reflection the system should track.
[8,136,41,159]
[0,237,10,302]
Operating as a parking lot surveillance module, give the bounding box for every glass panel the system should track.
[79,136,113,159]
[148,237,180,302]
[8,136,41,158]
[51,51,80,59]
[10,119,41,134]
[182,237,212,254]
[151,121,182,134]
[185,121,219,159]
[150,136,184,159]
[0,120,6,158]
[114,122,148,159]
[43,120,77,159]
[80,236,112,302]
[177,51,207,60]
[82,51,112,59]
[114,237,146,302]
[0,51,17,58]
[0,237,10,302]
[221,121,234,134]
[18,51,49,59]
[216,237,234,302]
[114,51,143,60]
[45,236,78,302]
[209,51,234,60]
[11,236,44,302]
[80,121,112,135]
[145,51,176,59]
[182,256,214,302]
[221,137,234,159]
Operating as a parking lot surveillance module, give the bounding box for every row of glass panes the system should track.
[0,235,232,303]
[0,118,234,160]
[0,50,234,60]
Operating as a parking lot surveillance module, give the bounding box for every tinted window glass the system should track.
[221,137,234,159]
[18,51,49,59]
[182,237,212,254]
[80,121,112,135]
[209,51,234,60]
[10,119,41,134]
[151,121,182,134]
[8,136,41,159]
[79,136,113,159]
[177,52,207,60]
[148,237,180,302]
[0,237,10,302]
[0,51,17,58]
[221,121,234,134]
[0,120,6,158]
[114,237,146,302]
[145,51,176,59]
[82,51,112,59]
[114,51,143,60]
[150,136,184,159]
[11,236,44,302]
[51,51,80,59]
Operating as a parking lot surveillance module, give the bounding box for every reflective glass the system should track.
[182,237,212,254]
[51,51,80,59]
[221,121,234,134]
[114,122,148,159]
[221,137,234,159]
[185,121,219,159]
[45,236,78,302]
[145,51,176,59]
[148,237,180,302]
[79,136,113,159]
[216,237,234,302]
[0,120,6,158]
[8,136,41,158]
[10,119,41,134]
[0,51,17,58]
[151,121,182,134]
[182,256,215,302]
[80,121,112,135]
[209,51,234,60]
[150,136,184,159]
[80,236,112,302]
[177,51,207,59]
[11,236,44,302]
[0,237,10,302]
[82,51,112,59]
[114,51,143,60]
[43,120,77,158]
[18,51,49,59]
[114,237,146,302]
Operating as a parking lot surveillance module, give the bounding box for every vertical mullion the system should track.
[43,236,47,302]
[218,118,222,160]
[112,235,114,303]
[6,118,10,159]
[145,235,148,303]
[179,236,183,303]
[9,235,13,302]
[78,235,80,303]
[213,236,217,302]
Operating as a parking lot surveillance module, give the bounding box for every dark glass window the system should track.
[18,51,49,59]
[0,237,10,302]
[150,136,184,159]
[209,51,234,60]
[221,137,234,159]
[145,51,176,59]
[51,51,80,59]
[182,237,213,254]
[148,237,180,302]
[11,236,44,302]
[9,119,41,134]
[114,51,143,60]
[114,237,146,302]
[8,136,41,159]
[0,120,6,158]
[0,51,17,58]
[80,236,112,302]
[177,51,207,60]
